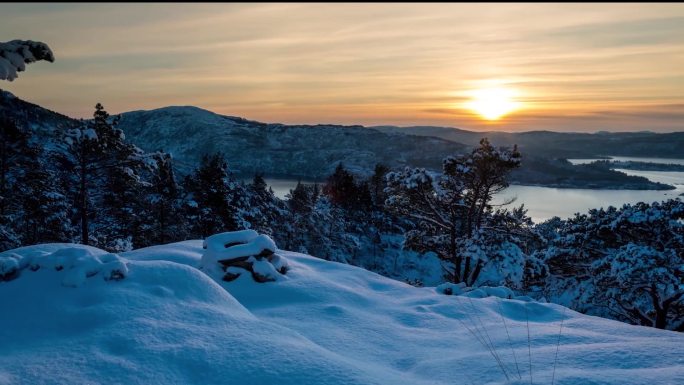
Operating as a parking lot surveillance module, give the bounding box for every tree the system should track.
[385,138,522,285]
[183,153,244,238]
[17,152,72,245]
[243,172,289,238]
[57,103,148,248]
[0,114,33,250]
[542,199,684,330]
[322,163,358,210]
[370,163,390,208]
[140,153,186,246]
[0,113,71,249]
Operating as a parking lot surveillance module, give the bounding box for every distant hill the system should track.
[373,125,684,159]
[115,106,468,179]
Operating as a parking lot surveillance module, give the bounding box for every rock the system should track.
[222,271,241,282]
[201,231,289,283]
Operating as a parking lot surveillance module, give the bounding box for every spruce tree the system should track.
[57,103,148,249]
[183,153,242,238]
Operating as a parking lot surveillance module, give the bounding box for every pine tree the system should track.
[244,172,289,238]
[183,153,243,238]
[17,151,72,245]
[0,113,31,250]
[385,138,522,285]
[322,163,358,210]
[57,103,149,249]
[141,152,186,246]
[370,163,390,208]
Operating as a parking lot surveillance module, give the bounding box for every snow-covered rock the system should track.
[0,245,127,287]
[200,231,287,283]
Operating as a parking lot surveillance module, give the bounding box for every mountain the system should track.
[116,106,673,189]
[373,125,684,159]
[0,90,673,190]
[2,240,682,384]
[116,106,468,179]
[0,90,78,140]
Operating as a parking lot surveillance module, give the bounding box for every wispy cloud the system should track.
[1,3,683,132]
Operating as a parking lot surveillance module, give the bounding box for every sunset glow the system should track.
[466,88,521,121]
[1,3,684,132]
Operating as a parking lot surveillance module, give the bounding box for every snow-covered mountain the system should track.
[0,90,672,189]
[116,106,468,178]
[116,106,674,189]
[1,239,682,385]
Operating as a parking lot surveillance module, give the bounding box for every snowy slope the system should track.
[1,241,683,385]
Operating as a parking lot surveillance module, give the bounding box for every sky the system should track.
[1,3,684,132]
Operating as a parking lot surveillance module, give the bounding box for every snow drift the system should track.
[0,236,682,385]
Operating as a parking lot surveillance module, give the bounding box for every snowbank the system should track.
[0,241,682,385]
[435,282,535,301]
[0,245,127,287]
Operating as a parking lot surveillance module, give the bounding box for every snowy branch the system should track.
[0,40,54,81]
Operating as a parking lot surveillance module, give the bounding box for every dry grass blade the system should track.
[525,304,533,385]
[551,307,567,385]
[497,297,522,380]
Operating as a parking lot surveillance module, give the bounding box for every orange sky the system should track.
[2,3,684,132]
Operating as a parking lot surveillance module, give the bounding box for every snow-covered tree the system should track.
[17,152,72,245]
[242,173,289,238]
[385,138,523,286]
[57,103,149,249]
[0,114,32,249]
[183,153,245,238]
[0,112,71,249]
[542,199,684,330]
[136,152,187,247]
[0,40,54,81]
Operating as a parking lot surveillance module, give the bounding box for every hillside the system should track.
[116,106,468,179]
[1,240,683,384]
[115,106,672,189]
[373,125,684,159]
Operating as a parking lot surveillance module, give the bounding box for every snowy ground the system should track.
[1,241,682,385]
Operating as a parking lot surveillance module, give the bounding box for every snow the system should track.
[203,229,259,251]
[0,246,128,287]
[1,240,683,385]
[0,40,54,81]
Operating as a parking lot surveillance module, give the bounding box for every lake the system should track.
[260,156,684,223]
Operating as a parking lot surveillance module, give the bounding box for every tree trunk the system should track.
[649,284,668,329]
[79,152,89,245]
[0,124,6,217]
[450,224,461,282]
[469,260,483,286]
[654,307,668,329]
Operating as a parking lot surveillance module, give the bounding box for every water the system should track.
[263,178,320,199]
[493,181,683,223]
[568,156,684,166]
[259,156,684,223]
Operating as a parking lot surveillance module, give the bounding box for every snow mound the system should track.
[435,283,535,301]
[200,231,288,283]
[0,245,127,287]
[1,241,683,385]
[0,40,54,81]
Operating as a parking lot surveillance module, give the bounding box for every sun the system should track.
[465,87,521,120]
